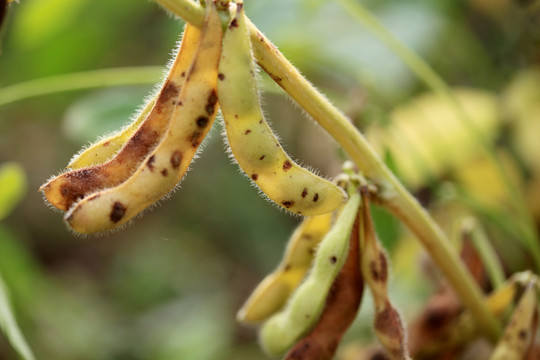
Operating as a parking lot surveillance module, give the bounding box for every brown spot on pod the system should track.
[259,155,265,160]
[259,119,263,124]
[110,202,126,223]
[189,130,203,147]
[281,200,295,208]
[160,82,180,101]
[57,171,100,209]
[170,151,182,169]
[313,193,319,202]
[284,264,291,271]
[59,184,69,196]
[177,100,183,106]
[205,89,218,115]
[196,116,209,128]
[375,302,405,339]
[283,160,292,171]
[156,82,180,113]
[234,114,239,119]
[518,329,527,340]
[330,256,337,264]
[103,141,110,147]
[146,155,155,171]
[370,252,388,283]
[301,188,308,198]
[161,169,168,177]
[230,18,238,28]
[244,129,251,135]
[251,173,258,180]
[181,71,186,77]
[218,73,225,81]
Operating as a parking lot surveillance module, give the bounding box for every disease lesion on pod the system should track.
[370,252,388,283]
[189,130,203,147]
[196,116,209,128]
[229,18,239,28]
[284,264,291,272]
[156,82,180,113]
[283,160,292,171]
[146,155,156,171]
[161,169,168,177]
[170,151,182,169]
[110,202,127,223]
[251,174,259,180]
[281,200,295,208]
[313,193,319,202]
[301,188,308,198]
[375,303,403,338]
[57,175,101,209]
[205,90,218,115]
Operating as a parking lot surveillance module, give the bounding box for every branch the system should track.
[155,0,501,340]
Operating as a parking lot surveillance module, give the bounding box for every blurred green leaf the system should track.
[0,224,43,305]
[0,274,35,360]
[0,162,26,221]
[11,0,89,50]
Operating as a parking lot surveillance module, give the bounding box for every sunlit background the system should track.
[0,0,539,359]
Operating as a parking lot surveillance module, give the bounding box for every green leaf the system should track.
[0,274,36,360]
[10,0,90,51]
[0,162,27,221]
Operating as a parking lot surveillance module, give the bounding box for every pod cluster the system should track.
[239,170,412,359]
[40,0,346,234]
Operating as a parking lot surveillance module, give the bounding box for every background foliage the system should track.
[0,0,539,359]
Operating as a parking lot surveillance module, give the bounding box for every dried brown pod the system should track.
[360,188,409,360]
[284,212,364,360]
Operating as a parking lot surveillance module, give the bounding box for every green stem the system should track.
[0,66,163,108]
[157,0,501,340]
[334,0,540,271]
[0,275,35,360]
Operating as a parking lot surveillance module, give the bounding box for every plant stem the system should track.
[0,66,163,108]
[334,0,540,271]
[156,0,501,340]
